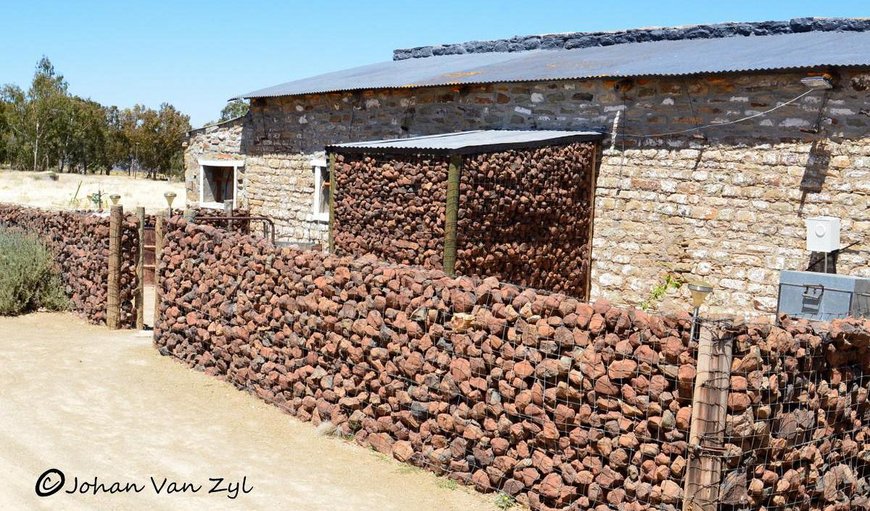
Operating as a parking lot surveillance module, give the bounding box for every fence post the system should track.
[106,205,123,329]
[223,199,233,232]
[135,206,145,330]
[328,152,336,253]
[152,215,165,338]
[682,323,733,511]
[443,154,462,276]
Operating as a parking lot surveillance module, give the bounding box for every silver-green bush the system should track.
[0,226,68,315]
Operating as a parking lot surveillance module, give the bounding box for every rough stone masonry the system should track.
[184,22,870,316]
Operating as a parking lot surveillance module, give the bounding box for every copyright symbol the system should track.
[35,468,65,497]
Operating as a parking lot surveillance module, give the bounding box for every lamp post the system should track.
[163,192,176,218]
[688,281,713,341]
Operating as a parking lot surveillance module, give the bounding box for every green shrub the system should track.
[0,227,68,315]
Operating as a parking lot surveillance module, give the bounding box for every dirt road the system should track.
[0,313,497,511]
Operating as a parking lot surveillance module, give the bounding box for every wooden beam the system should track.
[152,214,165,338]
[327,152,336,253]
[443,154,462,276]
[106,205,123,329]
[135,207,145,330]
[682,324,733,511]
[224,199,234,232]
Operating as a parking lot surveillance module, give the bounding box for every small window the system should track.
[311,159,330,222]
[202,165,235,205]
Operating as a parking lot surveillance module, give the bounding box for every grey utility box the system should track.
[777,271,870,320]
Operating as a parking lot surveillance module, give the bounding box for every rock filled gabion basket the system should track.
[155,219,870,511]
[0,204,140,327]
[333,141,597,299]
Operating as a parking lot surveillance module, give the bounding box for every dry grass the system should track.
[0,168,186,213]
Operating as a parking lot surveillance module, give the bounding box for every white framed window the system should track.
[198,159,243,209]
[311,158,330,222]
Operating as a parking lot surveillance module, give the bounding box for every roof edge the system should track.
[393,17,870,61]
[326,130,605,156]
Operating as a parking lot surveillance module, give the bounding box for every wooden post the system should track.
[223,199,234,232]
[327,152,336,253]
[135,207,145,330]
[443,154,462,276]
[153,214,165,337]
[106,205,123,329]
[682,323,733,511]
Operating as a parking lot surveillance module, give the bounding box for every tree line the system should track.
[0,57,191,178]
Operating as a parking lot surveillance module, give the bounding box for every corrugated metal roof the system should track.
[327,130,603,155]
[238,31,870,99]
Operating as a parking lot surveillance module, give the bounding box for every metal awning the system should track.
[327,130,604,155]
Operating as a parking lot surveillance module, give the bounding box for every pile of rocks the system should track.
[0,204,140,327]
[156,220,699,511]
[456,143,596,298]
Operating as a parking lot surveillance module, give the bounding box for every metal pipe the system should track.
[195,215,276,244]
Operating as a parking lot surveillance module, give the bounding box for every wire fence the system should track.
[152,218,869,511]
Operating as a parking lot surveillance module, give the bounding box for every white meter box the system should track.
[805,216,840,253]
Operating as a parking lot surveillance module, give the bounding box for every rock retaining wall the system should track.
[154,220,870,510]
[0,204,140,327]
[333,142,597,298]
[456,143,597,298]
[719,315,870,510]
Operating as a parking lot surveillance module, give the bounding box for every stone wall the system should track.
[333,142,597,297]
[244,152,329,244]
[0,204,141,327]
[456,143,597,298]
[155,220,698,511]
[333,152,449,267]
[183,118,244,206]
[719,315,870,510]
[154,220,870,511]
[186,68,870,314]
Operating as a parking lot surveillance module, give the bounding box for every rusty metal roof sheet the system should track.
[327,130,604,155]
[237,31,870,99]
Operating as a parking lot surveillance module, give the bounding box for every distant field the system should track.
[0,169,187,213]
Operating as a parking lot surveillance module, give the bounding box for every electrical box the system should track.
[805,216,840,253]
[778,270,870,320]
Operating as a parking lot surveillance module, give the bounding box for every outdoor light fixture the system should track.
[109,194,121,206]
[687,280,713,341]
[164,191,177,217]
[801,75,833,90]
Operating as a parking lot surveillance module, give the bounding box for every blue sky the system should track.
[1,1,867,126]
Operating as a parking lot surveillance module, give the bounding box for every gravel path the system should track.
[0,313,496,511]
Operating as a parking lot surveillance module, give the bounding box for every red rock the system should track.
[608,359,637,380]
[472,469,491,492]
[393,440,414,462]
[450,358,471,382]
[367,433,393,455]
[539,473,563,499]
[514,360,534,379]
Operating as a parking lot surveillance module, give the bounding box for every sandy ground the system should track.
[0,313,497,511]
[0,169,186,213]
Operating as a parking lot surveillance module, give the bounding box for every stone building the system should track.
[183,18,870,315]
